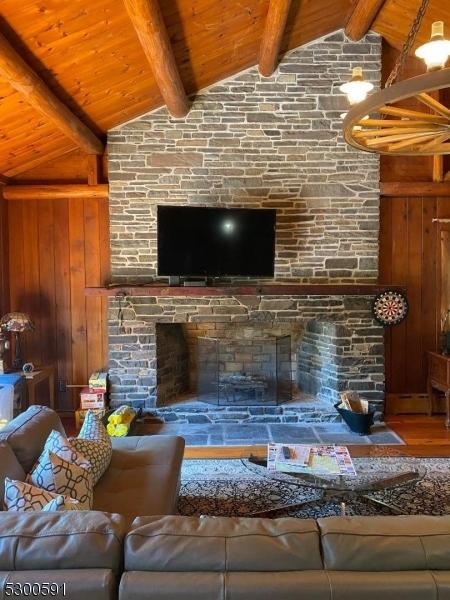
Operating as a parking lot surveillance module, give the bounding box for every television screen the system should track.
[157,205,276,277]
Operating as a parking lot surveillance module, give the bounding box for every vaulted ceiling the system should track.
[0,0,449,179]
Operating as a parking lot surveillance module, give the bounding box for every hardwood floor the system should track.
[385,414,450,446]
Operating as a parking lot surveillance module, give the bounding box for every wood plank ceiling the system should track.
[0,0,448,178]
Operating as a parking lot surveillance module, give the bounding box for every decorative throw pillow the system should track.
[69,411,112,485]
[48,451,94,510]
[41,495,82,512]
[4,478,62,512]
[4,478,84,512]
[27,430,91,492]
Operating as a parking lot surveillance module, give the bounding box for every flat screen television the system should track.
[157,205,276,277]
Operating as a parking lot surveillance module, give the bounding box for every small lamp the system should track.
[339,67,374,105]
[415,21,450,71]
[0,312,35,370]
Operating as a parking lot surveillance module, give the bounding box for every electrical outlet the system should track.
[57,379,67,393]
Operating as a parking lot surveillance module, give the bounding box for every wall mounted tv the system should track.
[157,205,276,277]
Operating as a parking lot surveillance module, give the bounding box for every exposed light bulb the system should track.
[339,67,374,106]
[415,21,450,70]
[222,220,235,233]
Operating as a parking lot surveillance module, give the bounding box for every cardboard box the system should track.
[88,371,108,393]
[80,387,106,410]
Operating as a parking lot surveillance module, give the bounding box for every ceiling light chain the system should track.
[385,0,430,88]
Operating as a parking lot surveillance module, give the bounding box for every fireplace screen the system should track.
[197,334,292,406]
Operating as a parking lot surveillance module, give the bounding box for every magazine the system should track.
[267,443,356,476]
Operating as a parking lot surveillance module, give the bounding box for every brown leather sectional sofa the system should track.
[1,406,450,599]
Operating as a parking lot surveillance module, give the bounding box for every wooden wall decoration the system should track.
[6,195,110,410]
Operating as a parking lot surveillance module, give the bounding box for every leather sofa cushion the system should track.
[94,435,185,518]
[0,406,65,473]
[126,516,323,572]
[319,515,450,571]
[0,511,127,572]
[324,571,450,600]
[0,442,25,507]
[119,571,331,600]
[0,570,116,600]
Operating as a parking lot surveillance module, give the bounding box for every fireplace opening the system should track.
[197,333,292,406]
[155,322,299,407]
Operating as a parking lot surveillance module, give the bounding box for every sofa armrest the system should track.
[0,511,127,573]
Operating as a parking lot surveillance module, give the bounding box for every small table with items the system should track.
[242,453,426,516]
[23,366,55,409]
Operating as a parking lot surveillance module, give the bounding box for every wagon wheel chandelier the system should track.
[341,0,450,156]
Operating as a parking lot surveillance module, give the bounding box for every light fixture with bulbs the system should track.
[341,0,450,157]
[415,21,450,71]
[339,67,374,105]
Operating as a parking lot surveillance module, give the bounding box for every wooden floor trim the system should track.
[184,443,450,459]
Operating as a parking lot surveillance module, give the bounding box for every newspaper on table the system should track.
[267,443,356,476]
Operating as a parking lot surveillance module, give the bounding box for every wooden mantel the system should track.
[85,284,405,297]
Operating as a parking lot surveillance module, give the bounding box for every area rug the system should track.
[178,458,450,518]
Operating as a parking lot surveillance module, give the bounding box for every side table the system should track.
[427,351,450,427]
[23,366,56,410]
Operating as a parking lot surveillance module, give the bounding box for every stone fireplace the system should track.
[106,30,383,418]
[108,294,385,417]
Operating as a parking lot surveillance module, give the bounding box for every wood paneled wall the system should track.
[6,196,110,410]
[379,43,450,399]
[0,190,9,316]
[380,197,450,395]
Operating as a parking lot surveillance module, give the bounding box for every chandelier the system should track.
[341,0,450,156]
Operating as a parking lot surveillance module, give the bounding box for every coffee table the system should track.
[242,454,426,516]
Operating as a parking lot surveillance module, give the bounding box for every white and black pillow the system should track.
[41,495,82,512]
[4,478,56,512]
[49,452,94,510]
[69,411,112,485]
[27,430,91,492]
[4,478,84,512]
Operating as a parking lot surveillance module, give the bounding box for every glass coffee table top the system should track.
[242,453,426,516]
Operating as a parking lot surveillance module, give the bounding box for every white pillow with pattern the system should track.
[27,430,91,492]
[3,478,82,512]
[48,451,94,509]
[69,410,112,485]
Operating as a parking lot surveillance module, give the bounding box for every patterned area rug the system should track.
[178,458,450,518]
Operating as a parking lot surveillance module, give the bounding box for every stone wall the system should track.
[155,324,189,406]
[108,31,381,284]
[108,295,384,413]
[298,319,383,404]
[106,29,384,413]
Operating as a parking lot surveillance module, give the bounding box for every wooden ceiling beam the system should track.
[87,155,102,185]
[0,32,103,155]
[258,0,292,77]
[124,0,189,118]
[345,0,387,41]
[3,184,108,200]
